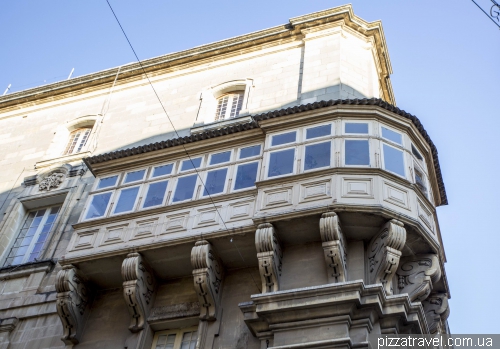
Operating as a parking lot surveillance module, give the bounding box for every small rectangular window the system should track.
[381,127,402,145]
[415,168,427,194]
[345,123,368,134]
[203,168,228,196]
[124,170,146,184]
[113,186,140,214]
[172,175,197,202]
[304,142,331,170]
[209,151,231,165]
[143,181,168,208]
[240,145,261,159]
[85,192,112,219]
[181,157,202,171]
[345,140,370,165]
[151,329,198,349]
[306,124,331,139]
[383,144,405,177]
[268,148,295,177]
[234,162,259,190]
[152,164,173,178]
[97,175,118,189]
[412,144,423,161]
[271,132,296,146]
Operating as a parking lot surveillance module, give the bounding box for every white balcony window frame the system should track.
[111,185,142,216]
[122,169,147,185]
[170,174,200,204]
[231,160,260,192]
[343,138,371,167]
[302,140,333,173]
[150,162,176,179]
[380,141,406,178]
[202,166,231,197]
[141,180,170,210]
[303,122,333,141]
[343,120,370,135]
[380,124,404,146]
[265,146,297,180]
[208,150,233,167]
[267,130,298,149]
[237,144,262,160]
[82,190,114,221]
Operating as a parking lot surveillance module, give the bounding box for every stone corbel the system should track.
[122,252,157,333]
[56,265,91,345]
[422,293,450,334]
[191,240,224,321]
[367,219,406,295]
[255,223,283,293]
[319,212,347,283]
[396,254,441,302]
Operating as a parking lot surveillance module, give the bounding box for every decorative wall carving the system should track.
[255,223,283,293]
[191,240,224,321]
[422,293,450,334]
[367,219,406,295]
[122,252,157,333]
[39,172,65,191]
[396,254,441,302]
[55,265,91,345]
[319,212,347,283]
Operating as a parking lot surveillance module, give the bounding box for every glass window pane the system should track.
[271,132,296,146]
[114,187,140,214]
[304,142,331,170]
[181,157,202,171]
[234,162,258,190]
[173,175,197,202]
[210,151,231,165]
[143,181,168,208]
[411,144,423,160]
[85,192,112,219]
[240,145,261,159]
[306,124,331,139]
[153,164,173,177]
[345,123,368,134]
[124,170,146,183]
[381,127,402,145]
[383,144,405,176]
[345,140,370,165]
[268,149,295,177]
[97,175,118,189]
[203,168,228,196]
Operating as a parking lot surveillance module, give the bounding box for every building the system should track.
[0,5,451,349]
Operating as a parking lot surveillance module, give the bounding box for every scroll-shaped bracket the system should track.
[396,254,441,302]
[255,223,283,293]
[191,240,224,321]
[367,219,406,295]
[56,265,91,345]
[319,212,347,283]
[122,252,157,333]
[422,293,450,334]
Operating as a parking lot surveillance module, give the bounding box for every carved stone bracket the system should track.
[367,219,406,295]
[396,254,441,302]
[122,252,157,333]
[422,293,450,334]
[255,223,283,293]
[191,240,224,321]
[319,212,347,283]
[56,265,91,345]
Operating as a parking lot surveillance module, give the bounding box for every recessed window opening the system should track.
[381,127,402,145]
[345,123,368,134]
[271,132,296,146]
[345,140,370,165]
[383,144,405,177]
[64,128,91,155]
[215,91,244,121]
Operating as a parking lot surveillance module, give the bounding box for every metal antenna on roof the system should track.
[67,68,75,80]
[2,84,11,96]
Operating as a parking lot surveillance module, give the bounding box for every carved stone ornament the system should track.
[422,293,450,334]
[367,219,406,295]
[255,223,283,293]
[122,252,157,333]
[396,254,441,302]
[319,212,347,283]
[39,172,65,191]
[55,265,91,345]
[191,240,224,321]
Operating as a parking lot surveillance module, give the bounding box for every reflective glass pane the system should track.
[345,123,368,134]
[240,145,261,159]
[203,168,228,196]
[173,175,197,202]
[271,132,296,146]
[143,181,168,208]
[124,170,145,183]
[411,144,423,160]
[381,127,402,145]
[304,142,331,170]
[114,187,140,213]
[345,140,370,165]
[268,149,294,177]
[97,175,118,189]
[234,162,258,190]
[85,192,112,219]
[210,151,231,165]
[383,144,405,176]
[306,124,331,139]
[153,164,173,177]
[181,157,202,171]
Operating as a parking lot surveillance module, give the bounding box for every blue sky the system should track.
[1,1,499,333]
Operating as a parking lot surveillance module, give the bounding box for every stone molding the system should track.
[191,240,224,321]
[319,212,347,283]
[255,223,283,293]
[367,219,406,295]
[422,293,450,334]
[39,172,66,191]
[121,252,157,333]
[396,254,441,302]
